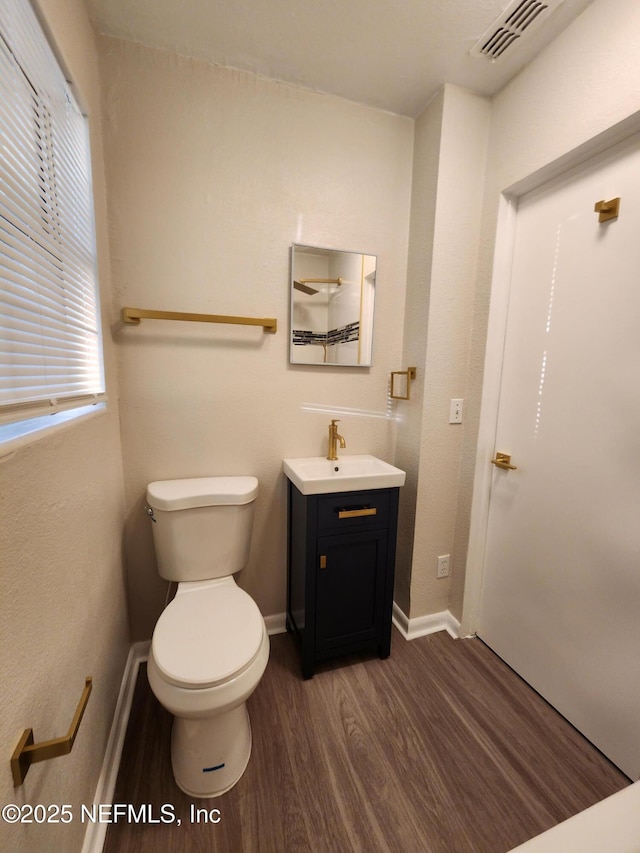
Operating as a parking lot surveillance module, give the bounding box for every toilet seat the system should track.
[152,579,265,690]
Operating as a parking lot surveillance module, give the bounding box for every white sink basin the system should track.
[283,454,406,495]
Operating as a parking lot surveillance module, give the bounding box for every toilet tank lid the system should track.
[147,476,258,511]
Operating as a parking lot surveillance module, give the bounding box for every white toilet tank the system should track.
[146,477,259,582]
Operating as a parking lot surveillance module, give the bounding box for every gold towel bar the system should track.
[122,307,277,333]
[11,677,92,787]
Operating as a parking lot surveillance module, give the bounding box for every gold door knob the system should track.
[491,452,517,470]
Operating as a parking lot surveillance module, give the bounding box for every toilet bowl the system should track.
[145,477,269,797]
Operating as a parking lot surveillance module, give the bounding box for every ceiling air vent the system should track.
[470,0,564,61]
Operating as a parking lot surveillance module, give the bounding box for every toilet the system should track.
[145,476,269,798]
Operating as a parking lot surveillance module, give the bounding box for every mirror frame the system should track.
[289,243,376,367]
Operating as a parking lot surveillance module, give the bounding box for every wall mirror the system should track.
[290,244,376,366]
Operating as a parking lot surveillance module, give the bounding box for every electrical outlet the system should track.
[437,554,451,578]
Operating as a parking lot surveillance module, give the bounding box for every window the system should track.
[0,0,105,445]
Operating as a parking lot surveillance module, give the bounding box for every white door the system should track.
[478,135,640,780]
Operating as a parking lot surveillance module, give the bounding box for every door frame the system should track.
[460,110,640,638]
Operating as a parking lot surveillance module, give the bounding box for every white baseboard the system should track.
[81,640,150,853]
[266,607,461,641]
[392,602,461,640]
[264,612,287,635]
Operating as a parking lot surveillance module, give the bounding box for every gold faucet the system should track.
[327,419,346,461]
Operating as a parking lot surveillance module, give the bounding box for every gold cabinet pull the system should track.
[320,555,327,569]
[11,677,92,786]
[338,507,377,519]
[491,452,517,471]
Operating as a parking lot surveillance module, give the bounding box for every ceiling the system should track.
[85,0,595,117]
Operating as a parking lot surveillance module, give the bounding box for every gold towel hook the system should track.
[594,197,620,223]
[11,677,92,786]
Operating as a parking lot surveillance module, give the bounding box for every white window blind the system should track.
[0,0,105,427]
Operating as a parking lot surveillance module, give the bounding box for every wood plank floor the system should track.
[104,630,629,853]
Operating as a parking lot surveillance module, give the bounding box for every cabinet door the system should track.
[316,530,387,651]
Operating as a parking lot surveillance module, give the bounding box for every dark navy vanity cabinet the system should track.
[286,481,400,679]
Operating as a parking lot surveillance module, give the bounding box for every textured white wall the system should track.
[394,89,444,615]
[0,1,129,851]
[396,85,491,619]
[99,37,414,639]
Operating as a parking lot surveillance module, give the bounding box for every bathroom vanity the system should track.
[284,456,404,679]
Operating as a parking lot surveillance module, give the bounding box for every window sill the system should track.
[0,402,108,459]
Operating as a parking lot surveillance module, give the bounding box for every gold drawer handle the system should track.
[338,507,377,519]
